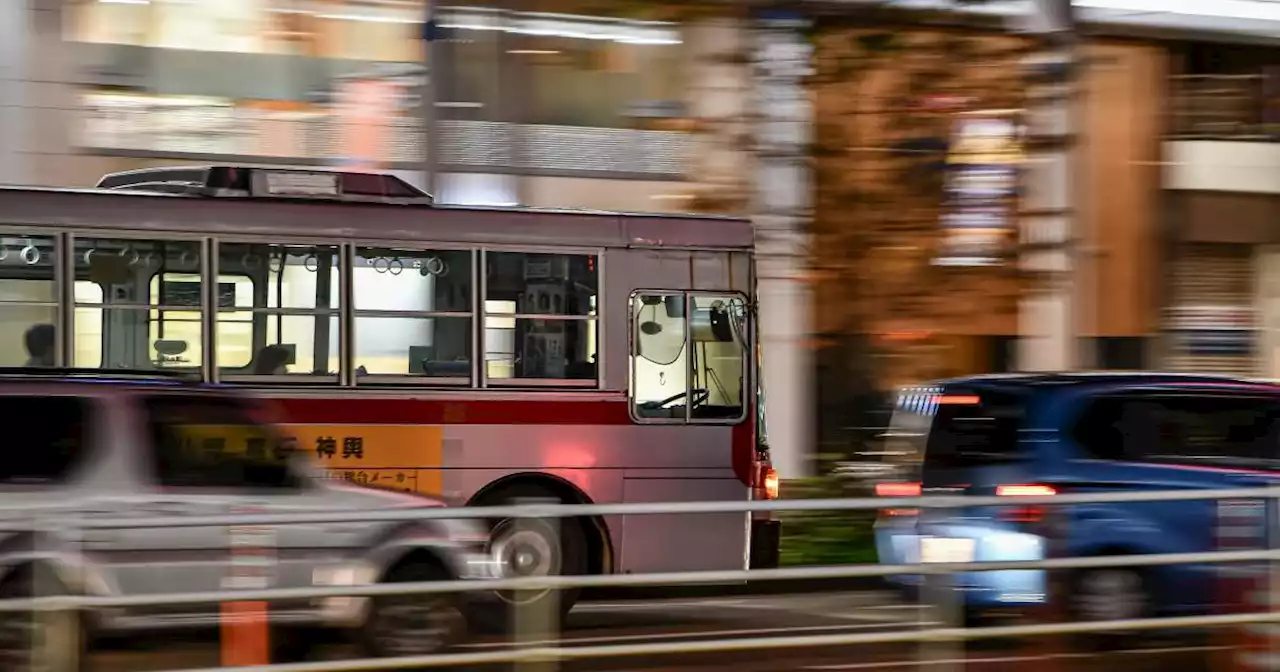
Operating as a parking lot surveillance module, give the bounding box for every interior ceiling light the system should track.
[440,8,681,45]
[1072,0,1280,21]
[877,0,1280,31]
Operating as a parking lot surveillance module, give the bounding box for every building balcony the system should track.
[1164,74,1280,194]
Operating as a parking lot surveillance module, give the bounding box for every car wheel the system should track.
[363,560,464,658]
[465,484,588,635]
[1069,566,1150,649]
[0,565,83,672]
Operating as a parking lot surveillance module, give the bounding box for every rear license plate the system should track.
[919,537,976,564]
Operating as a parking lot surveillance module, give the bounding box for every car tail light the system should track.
[875,482,922,497]
[763,467,779,500]
[995,483,1056,523]
[874,481,921,517]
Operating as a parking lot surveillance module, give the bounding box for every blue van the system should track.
[874,372,1279,622]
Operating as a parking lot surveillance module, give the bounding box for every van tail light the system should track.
[874,481,921,517]
[875,482,922,497]
[995,483,1056,523]
[762,467,780,500]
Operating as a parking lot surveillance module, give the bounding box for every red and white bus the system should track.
[0,165,778,624]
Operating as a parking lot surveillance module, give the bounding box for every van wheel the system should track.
[0,565,83,672]
[363,560,464,658]
[465,483,588,635]
[1069,566,1150,649]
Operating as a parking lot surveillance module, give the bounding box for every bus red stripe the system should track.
[271,397,633,425]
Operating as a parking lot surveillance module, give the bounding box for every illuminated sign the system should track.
[936,114,1023,267]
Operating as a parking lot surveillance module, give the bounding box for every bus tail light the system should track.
[995,483,1056,523]
[874,481,920,517]
[756,466,779,500]
[763,467,779,500]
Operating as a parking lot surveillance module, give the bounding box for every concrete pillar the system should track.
[685,19,752,204]
[0,0,32,185]
[1014,0,1082,372]
[752,11,814,479]
[2,0,107,188]
[1256,247,1280,379]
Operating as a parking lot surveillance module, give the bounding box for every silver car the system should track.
[0,370,494,670]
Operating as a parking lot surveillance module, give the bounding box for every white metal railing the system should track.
[7,486,1280,671]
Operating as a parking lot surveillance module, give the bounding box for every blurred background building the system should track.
[17,0,756,214]
[8,0,1280,473]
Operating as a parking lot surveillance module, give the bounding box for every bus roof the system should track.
[0,181,754,250]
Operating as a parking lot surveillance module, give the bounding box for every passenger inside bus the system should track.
[23,323,53,367]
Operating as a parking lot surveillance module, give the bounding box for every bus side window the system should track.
[352,247,473,381]
[631,292,688,421]
[145,273,254,370]
[482,251,597,384]
[630,292,748,424]
[216,242,339,380]
[688,293,747,422]
[0,233,59,366]
[74,236,202,371]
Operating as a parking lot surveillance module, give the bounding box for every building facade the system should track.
[1163,41,1280,378]
[8,0,759,214]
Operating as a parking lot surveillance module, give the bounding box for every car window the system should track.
[921,387,1026,472]
[1075,394,1280,469]
[143,394,303,490]
[0,396,89,485]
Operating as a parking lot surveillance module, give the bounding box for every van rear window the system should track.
[924,389,1025,468]
[885,385,1027,473]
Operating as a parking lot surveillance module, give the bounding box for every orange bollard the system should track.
[221,600,271,666]
[222,512,275,667]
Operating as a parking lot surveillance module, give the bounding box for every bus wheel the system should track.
[466,483,588,634]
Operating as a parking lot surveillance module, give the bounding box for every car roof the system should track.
[0,367,201,390]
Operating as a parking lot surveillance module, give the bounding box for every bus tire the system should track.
[465,483,589,635]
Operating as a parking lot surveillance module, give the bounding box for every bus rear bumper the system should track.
[749,519,781,569]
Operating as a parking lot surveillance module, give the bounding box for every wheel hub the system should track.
[492,527,558,579]
[488,521,560,604]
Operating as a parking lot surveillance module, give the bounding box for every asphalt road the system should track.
[86,590,1222,672]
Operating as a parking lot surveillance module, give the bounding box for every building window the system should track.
[509,31,685,128]
[68,0,427,60]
